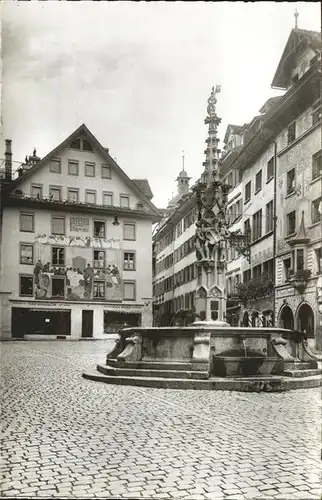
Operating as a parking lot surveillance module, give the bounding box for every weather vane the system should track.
[294,9,299,29]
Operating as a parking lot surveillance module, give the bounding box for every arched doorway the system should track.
[279,305,294,330]
[297,303,314,337]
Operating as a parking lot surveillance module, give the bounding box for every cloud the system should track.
[1,1,320,208]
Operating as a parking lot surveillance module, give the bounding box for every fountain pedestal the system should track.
[82,325,321,392]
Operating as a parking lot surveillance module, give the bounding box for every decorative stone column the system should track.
[193,86,250,327]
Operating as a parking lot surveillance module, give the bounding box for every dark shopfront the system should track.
[11,307,71,338]
[104,310,141,334]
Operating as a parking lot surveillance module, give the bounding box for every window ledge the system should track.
[244,198,251,205]
[285,191,296,199]
[231,215,242,224]
[250,231,273,246]
[308,221,321,229]
[310,175,322,185]
[266,176,274,184]
[278,121,321,157]
[284,232,296,240]
[254,188,262,195]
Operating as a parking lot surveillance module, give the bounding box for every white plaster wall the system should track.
[290,47,318,85]
[1,206,153,309]
[275,121,321,266]
[71,308,82,339]
[17,133,141,209]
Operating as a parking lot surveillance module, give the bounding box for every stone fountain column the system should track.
[192,85,230,328]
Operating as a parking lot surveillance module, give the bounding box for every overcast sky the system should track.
[1,1,320,208]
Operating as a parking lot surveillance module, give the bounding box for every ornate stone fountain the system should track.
[83,88,321,392]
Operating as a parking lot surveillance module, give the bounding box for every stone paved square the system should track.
[1,340,321,499]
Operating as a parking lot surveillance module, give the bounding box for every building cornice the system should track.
[229,67,321,172]
[277,120,321,158]
[153,193,196,242]
[9,298,145,312]
[3,194,161,223]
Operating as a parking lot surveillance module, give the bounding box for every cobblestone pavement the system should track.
[1,340,321,500]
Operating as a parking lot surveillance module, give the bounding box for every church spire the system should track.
[176,151,190,197]
[202,85,222,185]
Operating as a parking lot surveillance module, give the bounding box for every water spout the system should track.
[241,338,247,358]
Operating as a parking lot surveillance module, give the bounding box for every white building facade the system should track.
[0,124,160,339]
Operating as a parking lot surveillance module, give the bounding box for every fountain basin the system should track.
[213,354,277,377]
[82,325,322,391]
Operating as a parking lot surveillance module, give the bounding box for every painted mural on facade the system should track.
[35,233,120,249]
[33,234,122,301]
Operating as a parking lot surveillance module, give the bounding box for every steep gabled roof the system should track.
[132,179,154,200]
[220,145,243,176]
[223,124,243,144]
[272,28,321,89]
[7,123,160,217]
[259,96,284,114]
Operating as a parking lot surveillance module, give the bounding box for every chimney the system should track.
[5,140,12,181]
